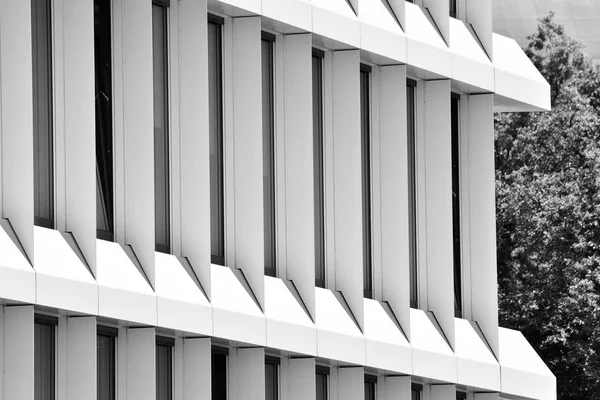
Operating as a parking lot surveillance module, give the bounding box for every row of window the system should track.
[31,0,464,315]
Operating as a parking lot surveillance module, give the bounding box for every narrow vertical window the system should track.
[407,79,418,308]
[364,375,377,400]
[156,337,174,400]
[265,356,279,400]
[316,366,329,400]
[32,0,54,229]
[360,64,373,299]
[456,392,467,400]
[411,384,423,400]
[451,93,462,318]
[212,348,228,400]
[450,0,457,18]
[34,315,57,400]
[209,15,225,265]
[153,1,170,253]
[313,48,326,288]
[95,0,114,240]
[97,326,117,400]
[262,32,276,277]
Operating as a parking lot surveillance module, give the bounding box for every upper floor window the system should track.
[153,1,171,253]
[209,15,225,265]
[35,315,57,400]
[364,375,377,400]
[360,64,373,299]
[212,347,228,400]
[451,93,462,318]
[262,32,277,277]
[265,356,279,400]
[407,79,418,308]
[450,0,457,18]
[316,366,329,400]
[95,0,114,241]
[97,326,117,400]
[313,48,326,288]
[32,0,54,229]
[156,336,174,400]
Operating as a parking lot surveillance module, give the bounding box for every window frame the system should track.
[411,383,423,400]
[360,63,373,299]
[407,78,418,308]
[451,92,463,318]
[34,314,58,400]
[211,346,228,400]
[316,365,329,400]
[265,355,280,400]
[364,374,377,400]
[97,325,117,400]
[156,336,174,400]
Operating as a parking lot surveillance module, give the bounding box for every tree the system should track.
[496,13,600,400]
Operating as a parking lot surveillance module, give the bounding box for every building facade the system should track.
[0,0,554,400]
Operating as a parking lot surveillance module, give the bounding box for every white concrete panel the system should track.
[288,358,316,400]
[34,226,98,315]
[211,264,266,346]
[177,0,212,298]
[0,0,34,261]
[127,328,156,400]
[449,19,494,92]
[466,0,492,60]
[422,0,449,44]
[332,49,364,330]
[57,0,97,274]
[119,0,155,285]
[337,367,363,400]
[378,65,411,339]
[410,309,456,384]
[499,328,557,400]
[492,33,551,112]
[282,33,316,319]
[262,0,311,32]
[465,94,498,358]
[358,0,407,63]
[431,385,455,400]
[405,3,451,78]
[474,393,498,400]
[315,288,365,366]
[312,0,361,49]
[65,317,97,400]
[232,16,265,308]
[0,220,35,304]
[454,318,499,391]
[363,299,411,374]
[3,306,34,400]
[215,0,261,15]
[265,276,317,355]
[235,348,265,400]
[423,80,454,348]
[178,338,211,400]
[155,252,212,335]
[383,375,411,400]
[385,0,406,30]
[96,239,157,325]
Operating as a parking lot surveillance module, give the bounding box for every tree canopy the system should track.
[496,13,600,400]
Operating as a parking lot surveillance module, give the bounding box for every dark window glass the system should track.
[407,80,418,308]
[153,2,170,253]
[316,366,329,400]
[450,0,457,18]
[32,0,54,229]
[212,350,227,400]
[262,33,276,277]
[411,384,423,400]
[265,357,279,400]
[406,0,414,3]
[156,338,173,400]
[364,375,376,400]
[451,94,462,318]
[209,16,225,266]
[95,0,114,241]
[97,329,116,400]
[457,392,467,400]
[360,64,373,299]
[313,49,326,288]
[34,318,56,400]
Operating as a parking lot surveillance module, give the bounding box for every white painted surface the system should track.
[383,376,411,400]
[466,0,492,60]
[64,317,96,400]
[235,348,265,400]
[312,0,360,49]
[422,0,449,44]
[3,306,34,400]
[33,226,98,315]
[358,0,407,63]
[288,358,315,400]
[0,220,35,304]
[430,385,455,400]
[337,367,363,400]
[126,328,156,400]
[217,0,260,15]
[262,0,311,32]
[454,318,499,391]
[177,338,211,400]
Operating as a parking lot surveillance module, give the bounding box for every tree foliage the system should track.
[496,13,600,400]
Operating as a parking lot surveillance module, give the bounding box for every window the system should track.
[212,347,228,400]
[451,93,462,318]
[456,392,467,400]
[360,64,373,299]
[364,375,377,400]
[153,1,170,253]
[34,315,57,400]
[265,356,279,400]
[450,0,457,18]
[32,0,54,229]
[411,384,423,400]
[209,15,225,265]
[313,48,326,288]
[95,0,114,240]
[407,79,418,308]
[262,32,276,277]
[97,326,117,400]
[156,337,174,400]
[316,366,329,400]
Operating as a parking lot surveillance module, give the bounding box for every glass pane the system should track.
[451,95,462,318]
[316,372,327,400]
[153,4,170,253]
[262,37,276,277]
[35,323,55,400]
[32,0,54,229]
[360,67,372,299]
[313,53,325,287]
[97,335,115,400]
[212,352,227,400]
[156,344,172,400]
[209,21,225,265]
[450,0,457,18]
[411,389,421,400]
[265,362,278,400]
[364,380,376,400]
[407,82,418,308]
